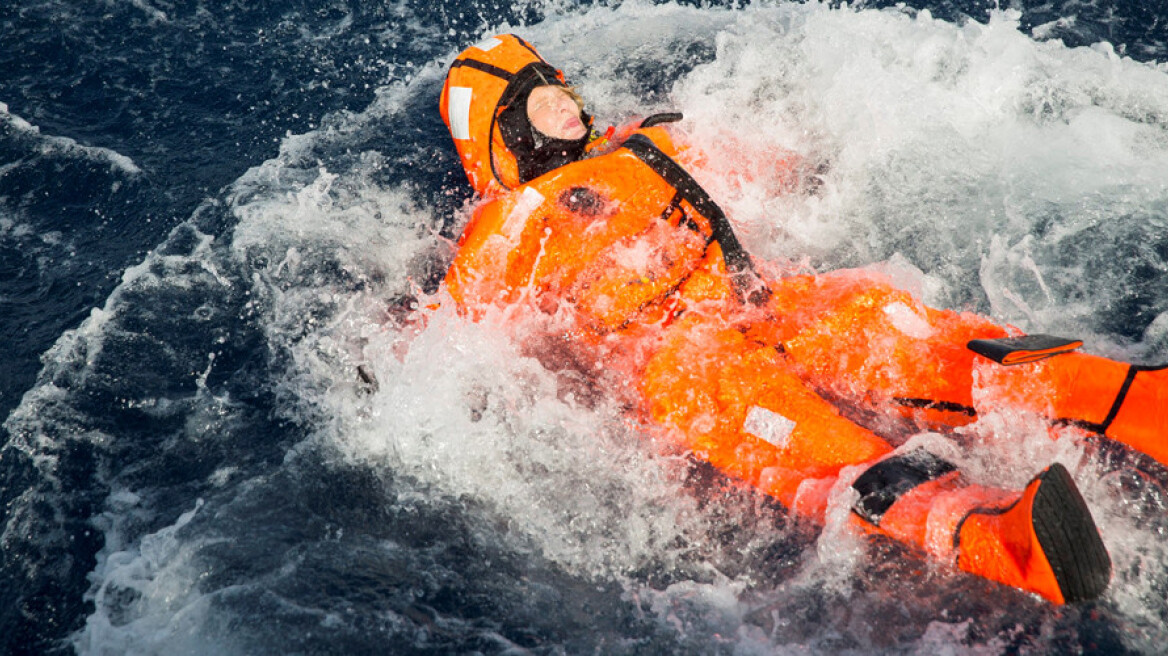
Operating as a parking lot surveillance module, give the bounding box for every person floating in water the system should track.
[435,33,1168,604]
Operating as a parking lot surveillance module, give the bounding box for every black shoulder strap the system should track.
[640,112,684,128]
[450,58,515,81]
[622,134,767,303]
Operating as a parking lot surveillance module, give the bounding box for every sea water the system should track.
[4,1,1168,654]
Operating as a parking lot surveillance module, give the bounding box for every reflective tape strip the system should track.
[744,405,796,449]
[474,36,503,52]
[448,86,473,140]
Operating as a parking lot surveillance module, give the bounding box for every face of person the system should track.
[526,85,587,141]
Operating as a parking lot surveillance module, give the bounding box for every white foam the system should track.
[122,0,169,23]
[1,102,142,175]
[57,2,1168,652]
[72,499,237,656]
[340,3,1168,647]
[654,5,1168,331]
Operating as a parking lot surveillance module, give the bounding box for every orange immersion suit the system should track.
[437,34,1167,603]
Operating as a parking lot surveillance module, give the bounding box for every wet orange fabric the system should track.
[955,473,1069,603]
[435,35,1158,602]
[641,313,894,515]
[1108,367,1168,463]
[762,270,1009,414]
[445,127,713,332]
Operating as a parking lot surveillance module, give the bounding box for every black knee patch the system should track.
[967,334,1082,365]
[852,449,958,526]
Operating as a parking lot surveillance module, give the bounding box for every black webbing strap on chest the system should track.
[622,134,766,302]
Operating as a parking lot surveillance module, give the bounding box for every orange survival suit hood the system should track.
[440,34,592,196]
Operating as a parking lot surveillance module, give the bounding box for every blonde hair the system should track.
[561,86,586,113]
[528,82,585,114]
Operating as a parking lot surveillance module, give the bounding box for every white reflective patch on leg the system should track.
[473,37,503,52]
[448,87,473,140]
[744,405,796,449]
[883,301,933,339]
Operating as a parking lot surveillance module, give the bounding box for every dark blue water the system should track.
[4,1,1168,654]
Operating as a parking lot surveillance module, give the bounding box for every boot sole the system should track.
[1031,463,1112,603]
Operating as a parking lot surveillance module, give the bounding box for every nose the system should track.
[553,97,576,116]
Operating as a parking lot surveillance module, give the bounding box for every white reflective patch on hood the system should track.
[883,301,933,339]
[473,36,503,52]
[448,86,473,140]
[743,405,796,449]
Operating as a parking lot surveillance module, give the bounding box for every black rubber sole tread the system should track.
[1031,463,1112,603]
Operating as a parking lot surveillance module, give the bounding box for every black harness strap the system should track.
[450,58,515,81]
[623,134,761,287]
[1099,365,1139,432]
[657,190,684,225]
[1096,363,1168,432]
[641,112,684,128]
[658,190,709,237]
[1037,362,1167,435]
[893,397,978,417]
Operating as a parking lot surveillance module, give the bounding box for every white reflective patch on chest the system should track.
[743,406,796,449]
[448,86,473,140]
[502,186,546,241]
[883,301,933,339]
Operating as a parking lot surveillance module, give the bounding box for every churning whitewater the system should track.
[4,1,1168,654]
